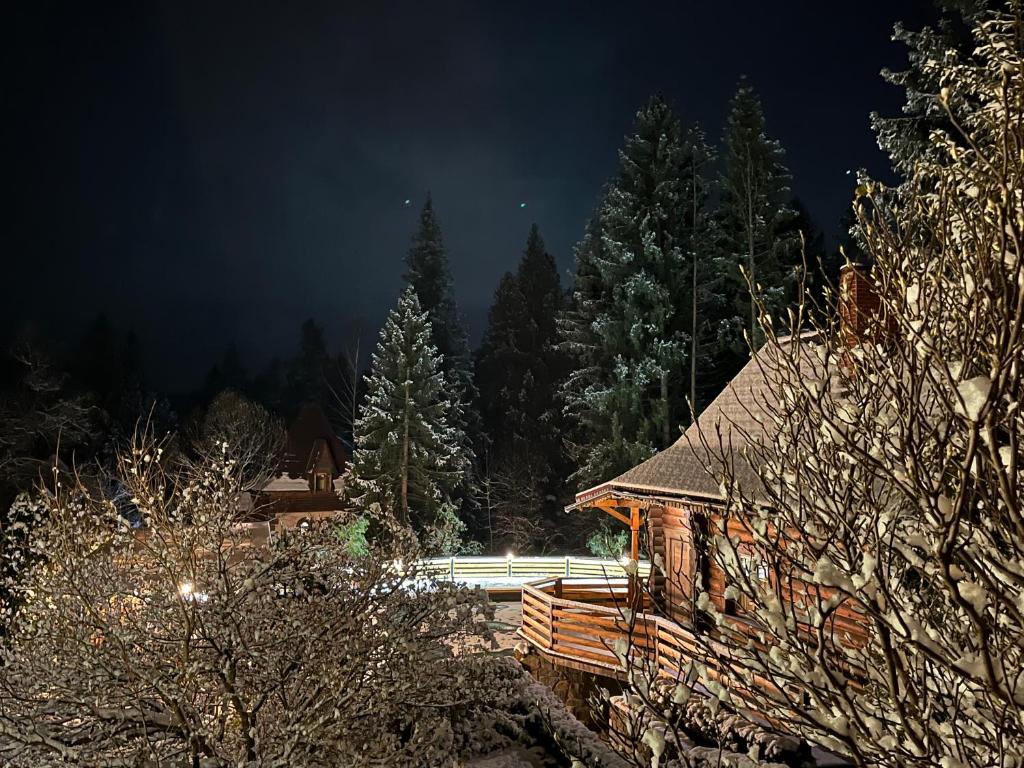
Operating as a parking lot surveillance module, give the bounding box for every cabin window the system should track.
[737,553,770,613]
[741,554,769,582]
[313,473,330,492]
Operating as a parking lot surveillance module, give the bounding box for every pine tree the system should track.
[477,272,530,453]
[203,342,248,402]
[714,80,799,363]
[284,319,330,414]
[679,123,717,415]
[559,213,616,488]
[404,197,478,426]
[560,96,693,488]
[870,1,992,175]
[476,225,568,496]
[403,195,482,534]
[351,289,469,547]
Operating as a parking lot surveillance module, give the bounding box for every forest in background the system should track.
[1,0,969,555]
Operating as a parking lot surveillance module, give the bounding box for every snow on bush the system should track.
[688,6,1024,766]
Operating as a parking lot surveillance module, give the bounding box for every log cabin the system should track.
[250,403,350,532]
[518,265,878,689]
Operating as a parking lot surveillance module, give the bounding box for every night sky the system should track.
[4,1,937,391]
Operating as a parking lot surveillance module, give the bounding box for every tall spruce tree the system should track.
[679,123,717,415]
[560,96,692,489]
[351,289,469,545]
[559,213,620,488]
[284,319,330,414]
[404,196,478,432]
[477,276,531,455]
[476,225,567,487]
[714,80,799,366]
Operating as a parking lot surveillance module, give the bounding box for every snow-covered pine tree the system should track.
[560,212,624,489]
[871,0,993,176]
[560,96,691,489]
[404,196,480,439]
[351,288,469,549]
[715,80,800,360]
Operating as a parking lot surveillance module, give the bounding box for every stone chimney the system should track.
[838,263,881,347]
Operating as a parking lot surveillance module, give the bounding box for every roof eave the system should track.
[565,481,725,514]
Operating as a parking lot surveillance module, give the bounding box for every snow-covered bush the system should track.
[692,5,1024,765]
[0,431,495,767]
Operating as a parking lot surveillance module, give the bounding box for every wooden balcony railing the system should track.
[519,577,759,706]
[521,576,659,672]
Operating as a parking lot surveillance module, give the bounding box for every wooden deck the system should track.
[518,577,762,704]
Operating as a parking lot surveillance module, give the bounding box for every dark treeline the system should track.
[1,0,978,558]
[0,80,849,555]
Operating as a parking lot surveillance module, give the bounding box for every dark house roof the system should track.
[577,332,824,506]
[279,403,349,479]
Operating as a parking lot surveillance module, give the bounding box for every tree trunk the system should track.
[747,155,757,352]
[400,379,410,525]
[349,338,360,440]
[690,159,698,418]
[660,369,670,448]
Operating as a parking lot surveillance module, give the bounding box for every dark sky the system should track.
[3,1,937,391]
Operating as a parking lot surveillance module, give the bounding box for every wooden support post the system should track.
[547,598,554,650]
[628,506,641,612]
[630,508,640,561]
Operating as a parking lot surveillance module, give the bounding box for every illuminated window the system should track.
[314,473,329,492]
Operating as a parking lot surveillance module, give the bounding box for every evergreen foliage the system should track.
[351,289,470,550]
[403,196,481,534]
[560,96,694,489]
[284,319,330,414]
[404,197,479,431]
[712,80,799,373]
[476,225,570,549]
[477,226,567,473]
[870,0,993,175]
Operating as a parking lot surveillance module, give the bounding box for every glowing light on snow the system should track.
[178,582,208,602]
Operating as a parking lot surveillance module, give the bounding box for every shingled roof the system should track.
[592,331,824,504]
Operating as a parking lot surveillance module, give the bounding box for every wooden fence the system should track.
[519,576,761,708]
[416,555,652,581]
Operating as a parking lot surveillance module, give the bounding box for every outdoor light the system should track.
[177,581,208,602]
[506,551,514,560]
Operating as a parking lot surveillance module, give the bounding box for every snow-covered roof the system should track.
[262,476,312,492]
